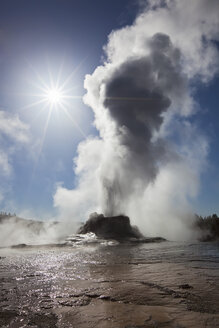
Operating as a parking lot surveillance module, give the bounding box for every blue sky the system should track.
[0,0,218,219]
[193,78,219,215]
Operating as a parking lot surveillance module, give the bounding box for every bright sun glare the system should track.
[23,59,87,160]
[46,88,63,105]
[26,60,81,111]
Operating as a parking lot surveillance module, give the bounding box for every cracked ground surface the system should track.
[0,241,219,327]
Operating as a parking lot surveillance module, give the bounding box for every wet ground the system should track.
[0,240,219,327]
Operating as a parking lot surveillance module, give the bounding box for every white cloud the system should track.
[0,150,11,176]
[0,110,30,204]
[0,110,30,144]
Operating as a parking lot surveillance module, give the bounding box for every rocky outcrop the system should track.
[78,213,144,240]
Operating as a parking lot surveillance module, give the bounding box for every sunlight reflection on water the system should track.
[0,240,219,327]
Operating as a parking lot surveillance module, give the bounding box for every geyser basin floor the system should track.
[0,242,219,328]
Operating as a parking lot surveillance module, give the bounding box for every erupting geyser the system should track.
[54,0,219,241]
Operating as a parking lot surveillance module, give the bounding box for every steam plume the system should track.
[54,0,219,240]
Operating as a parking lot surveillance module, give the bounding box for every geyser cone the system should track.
[78,213,143,240]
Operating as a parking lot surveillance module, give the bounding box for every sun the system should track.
[25,60,78,112]
[23,59,87,144]
[45,88,63,105]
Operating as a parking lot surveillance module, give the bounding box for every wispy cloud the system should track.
[0,110,30,202]
[0,110,30,144]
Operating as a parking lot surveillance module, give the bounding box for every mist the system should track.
[54,0,219,241]
[0,214,63,247]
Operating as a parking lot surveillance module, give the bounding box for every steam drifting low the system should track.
[54,0,219,240]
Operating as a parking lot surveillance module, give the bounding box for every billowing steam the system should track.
[54,0,219,240]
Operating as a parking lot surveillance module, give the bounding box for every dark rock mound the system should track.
[11,243,28,249]
[78,213,143,240]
